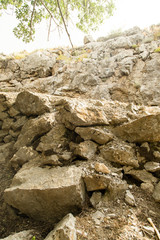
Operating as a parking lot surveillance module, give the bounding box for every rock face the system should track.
[4,164,85,222]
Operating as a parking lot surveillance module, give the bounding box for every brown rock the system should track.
[75,126,113,144]
[94,162,110,174]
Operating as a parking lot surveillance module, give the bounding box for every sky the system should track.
[0,0,160,54]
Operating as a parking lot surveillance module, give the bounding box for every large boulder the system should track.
[15,91,51,116]
[4,163,85,222]
[113,113,160,142]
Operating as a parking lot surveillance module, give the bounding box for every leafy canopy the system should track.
[0,0,115,44]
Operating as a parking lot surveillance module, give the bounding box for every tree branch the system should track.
[56,0,73,48]
[39,0,62,29]
[29,0,37,37]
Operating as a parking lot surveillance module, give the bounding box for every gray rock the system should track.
[15,91,51,116]
[153,182,160,202]
[125,190,136,206]
[144,161,160,172]
[99,140,139,168]
[44,213,77,240]
[74,141,97,160]
[4,164,85,222]
[0,230,34,240]
[75,126,113,144]
[14,113,56,150]
[113,113,160,142]
[124,168,158,184]
[10,146,38,170]
[84,35,94,44]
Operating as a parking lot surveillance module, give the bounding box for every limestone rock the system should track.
[15,91,51,116]
[125,190,136,206]
[0,230,34,240]
[10,146,38,170]
[60,99,109,129]
[144,161,160,172]
[4,164,85,222]
[36,123,67,153]
[94,162,110,174]
[99,140,139,168]
[19,50,56,78]
[141,182,154,193]
[90,192,102,208]
[44,213,77,240]
[75,126,113,144]
[14,113,55,150]
[124,168,158,184]
[84,174,111,191]
[74,141,97,160]
[84,35,94,44]
[113,113,160,142]
[153,182,160,202]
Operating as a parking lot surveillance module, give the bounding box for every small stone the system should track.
[153,182,160,202]
[84,35,94,44]
[141,182,154,193]
[94,162,110,174]
[144,161,160,172]
[90,191,102,208]
[125,190,136,206]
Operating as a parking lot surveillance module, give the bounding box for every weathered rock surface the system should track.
[44,213,77,240]
[153,182,160,202]
[113,113,160,142]
[0,230,34,240]
[15,91,51,116]
[14,113,55,150]
[4,164,85,222]
[99,140,139,167]
[75,126,113,144]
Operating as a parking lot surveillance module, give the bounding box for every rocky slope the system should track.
[0,25,160,240]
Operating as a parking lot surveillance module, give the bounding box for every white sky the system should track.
[0,0,160,54]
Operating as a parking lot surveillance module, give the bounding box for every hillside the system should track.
[0,25,160,240]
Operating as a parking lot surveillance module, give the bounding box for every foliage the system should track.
[0,0,115,44]
[154,47,160,53]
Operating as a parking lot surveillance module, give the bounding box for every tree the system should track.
[0,0,115,47]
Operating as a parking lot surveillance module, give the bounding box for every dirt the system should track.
[0,159,160,240]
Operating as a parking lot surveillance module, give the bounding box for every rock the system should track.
[15,91,51,116]
[19,50,56,78]
[99,140,139,168]
[14,113,55,150]
[111,36,132,49]
[4,164,85,222]
[75,126,113,144]
[94,162,110,174]
[11,116,27,131]
[84,174,111,191]
[10,146,38,170]
[141,182,154,193]
[90,192,102,208]
[144,161,160,172]
[125,190,136,206]
[153,182,160,202]
[113,113,160,142]
[36,123,67,153]
[91,210,105,225]
[84,35,94,44]
[74,141,97,160]
[124,168,158,184]
[142,226,155,236]
[44,213,77,240]
[0,230,34,240]
[60,98,109,129]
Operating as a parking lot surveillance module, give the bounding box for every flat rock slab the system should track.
[4,164,85,223]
